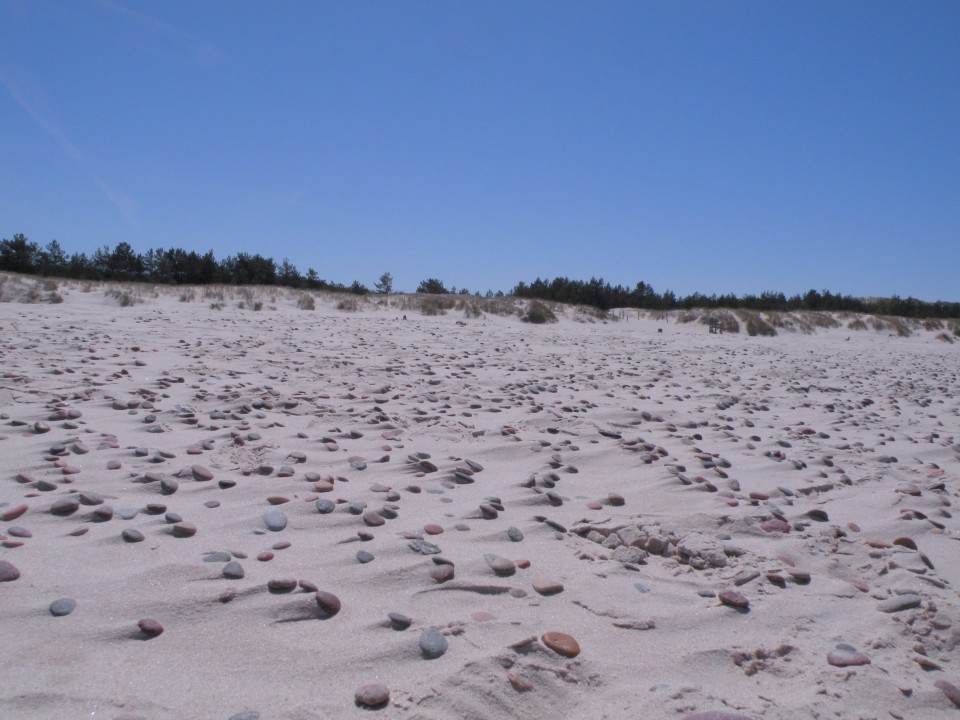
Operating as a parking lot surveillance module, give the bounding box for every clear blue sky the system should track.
[2,1,958,300]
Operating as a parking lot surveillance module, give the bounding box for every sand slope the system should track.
[1,280,959,719]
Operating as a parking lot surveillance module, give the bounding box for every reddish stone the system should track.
[354,683,389,708]
[541,631,580,658]
[138,618,164,637]
[1,504,28,521]
[315,591,341,617]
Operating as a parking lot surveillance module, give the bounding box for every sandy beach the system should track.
[1,276,959,720]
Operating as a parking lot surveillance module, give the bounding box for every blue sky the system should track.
[1,1,958,299]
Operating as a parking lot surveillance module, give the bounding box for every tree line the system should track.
[511,276,960,319]
[0,233,372,294]
[2,233,957,318]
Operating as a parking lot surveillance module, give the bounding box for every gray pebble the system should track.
[117,507,138,520]
[49,597,77,616]
[507,526,524,542]
[356,550,375,564]
[203,552,232,562]
[878,594,922,613]
[223,561,245,579]
[262,509,287,532]
[408,539,441,555]
[315,499,335,514]
[419,627,448,659]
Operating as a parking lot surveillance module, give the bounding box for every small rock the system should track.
[827,649,871,667]
[121,529,145,543]
[0,561,19,582]
[419,627,448,659]
[354,683,390,708]
[315,591,341,617]
[356,550,375,564]
[718,590,750,609]
[533,580,564,595]
[262,509,287,531]
[877,594,921,613]
[541,631,580,658]
[388,612,412,630]
[222,561,245,579]
[49,597,77,616]
[137,618,164,637]
[507,526,524,542]
[485,554,516,577]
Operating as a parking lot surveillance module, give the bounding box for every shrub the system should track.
[337,297,359,312]
[936,332,954,344]
[296,293,316,310]
[847,318,868,331]
[420,296,448,316]
[179,290,196,302]
[523,300,558,324]
[252,301,263,311]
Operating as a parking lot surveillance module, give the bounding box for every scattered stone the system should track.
[541,631,580,658]
[262,509,287,532]
[507,526,524,542]
[419,627,448,659]
[827,649,871,667]
[121,529,145,543]
[354,683,390,708]
[388,612,412,630]
[49,597,77,616]
[485,554,516,577]
[137,618,164,638]
[533,580,564,595]
[430,565,455,583]
[718,590,750,609]
[357,550,375,564]
[877,594,921,613]
[223,561,245,579]
[315,591,341,617]
[0,560,19,582]
[171,522,197,538]
[409,539,441,555]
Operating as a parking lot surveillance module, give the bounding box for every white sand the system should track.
[1,277,958,720]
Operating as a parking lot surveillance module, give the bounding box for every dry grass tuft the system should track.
[736,310,777,336]
[296,292,316,310]
[523,300,558,324]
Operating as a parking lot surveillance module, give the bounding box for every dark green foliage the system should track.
[416,278,448,294]
[374,272,393,294]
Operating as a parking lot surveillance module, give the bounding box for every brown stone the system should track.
[1,504,28,521]
[541,631,580,658]
[718,590,750,609]
[354,683,389,708]
[138,618,164,637]
[316,590,341,617]
[0,560,20,582]
[533,579,564,595]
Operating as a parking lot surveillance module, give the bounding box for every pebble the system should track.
[354,683,390,708]
[262,509,287,532]
[423,523,444,535]
[356,550,375,564]
[0,561,18,581]
[50,498,80,516]
[121,529,145,543]
[223,561,245,579]
[507,526,524,542]
[191,465,214,481]
[172,523,197,538]
[419,627,448,659]
[409,539,441,555]
[935,680,960,709]
[257,551,274,561]
[541,631,580,658]
[430,565,455,583]
[485,554,516,577]
[1,504,28,521]
[49,597,77,616]
[683,713,753,720]
[827,649,871,667]
[267,578,297,592]
[137,618,164,638]
[315,499,335,514]
[315,591,342,617]
[118,507,138,520]
[388,612,412,630]
[877,594,921,613]
[718,590,750,609]
[362,510,385,527]
[533,579,564,595]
